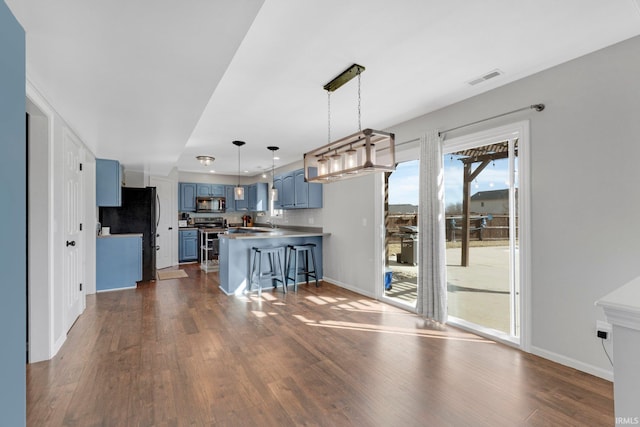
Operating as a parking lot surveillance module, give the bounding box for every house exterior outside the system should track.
[470,188,516,215]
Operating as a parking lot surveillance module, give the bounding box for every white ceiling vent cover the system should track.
[468,69,504,86]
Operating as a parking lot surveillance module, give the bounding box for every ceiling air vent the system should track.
[468,69,504,86]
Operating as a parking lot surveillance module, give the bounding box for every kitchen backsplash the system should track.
[262,208,323,228]
[182,208,322,228]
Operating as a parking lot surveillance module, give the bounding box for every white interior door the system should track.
[64,130,84,332]
[151,176,175,270]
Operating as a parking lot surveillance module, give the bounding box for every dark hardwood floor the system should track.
[27,264,613,426]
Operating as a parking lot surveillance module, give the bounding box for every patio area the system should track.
[386,242,512,334]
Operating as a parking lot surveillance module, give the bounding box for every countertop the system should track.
[219,226,328,240]
[596,275,640,330]
[98,233,143,238]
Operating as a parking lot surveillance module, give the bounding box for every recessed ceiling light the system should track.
[274,156,280,160]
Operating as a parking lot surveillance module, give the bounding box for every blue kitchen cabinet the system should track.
[273,169,322,209]
[196,183,211,196]
[281,172,295,208]
[196,183,224,197]
[179,229,198,262]
[225,185,236,212]
[295,168,323,208]
[211,185,225,196]
[96,158,121,207]
[96,235,142,291]
[252,182,269,211]
[179,182,197,212]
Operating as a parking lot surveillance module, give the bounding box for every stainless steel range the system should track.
[193,216,225,230]
[193,217,226,263]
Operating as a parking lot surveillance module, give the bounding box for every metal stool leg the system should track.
[308,246,319,287]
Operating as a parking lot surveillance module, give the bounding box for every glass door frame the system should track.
[442,121,531,350]
[376,140,421,313]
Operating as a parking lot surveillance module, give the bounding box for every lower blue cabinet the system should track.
[97,235,142,291]
[179,229,198,262]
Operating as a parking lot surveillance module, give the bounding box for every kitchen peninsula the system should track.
[218,226,326,295]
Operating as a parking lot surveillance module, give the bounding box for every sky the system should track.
[389,156,515,207]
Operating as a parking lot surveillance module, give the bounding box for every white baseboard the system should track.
[322,276,376,299]
[52,334,66,359]
[530,345,613,381]
[96,286,136,293]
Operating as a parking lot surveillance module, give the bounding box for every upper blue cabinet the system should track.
[96,159,121,206]
[179,183,197,212]
[274,168,322,209]
[248,182,268,211]
[196,183,225,197]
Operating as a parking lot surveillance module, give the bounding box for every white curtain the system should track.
[416,130,447,323]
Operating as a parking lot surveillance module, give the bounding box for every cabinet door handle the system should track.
[66,240,76,247]
[168,227,173,230]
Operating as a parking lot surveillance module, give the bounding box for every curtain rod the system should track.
[438,104,545,137]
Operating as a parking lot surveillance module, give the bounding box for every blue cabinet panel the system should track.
[96,159,121,206]
[179,183,197,212]
[294,170,309,208]
[225,185,236,212]
[247,183,268,211]
[179,230,198,262]
[281,172,295,207]
[196,183,224,197]
[196,183,211,196]
[97,236,142,291]
[0,4,26,424]
[273,169,322,209]
[211,185,225,196]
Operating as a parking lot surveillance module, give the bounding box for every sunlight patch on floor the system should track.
[294,316,494,343]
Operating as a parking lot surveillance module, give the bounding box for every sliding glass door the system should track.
[443,135,521,342]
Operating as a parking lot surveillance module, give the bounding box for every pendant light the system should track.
[232,140,245,200]
[303,64,395,183]
[267,146,279,201]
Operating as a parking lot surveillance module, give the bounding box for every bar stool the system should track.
[285,243,318,291]
[249,246,287,296]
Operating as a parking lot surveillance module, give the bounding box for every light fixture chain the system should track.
[357,70,362,132]
[327,91,331,143]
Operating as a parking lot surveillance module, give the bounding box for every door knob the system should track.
[66,240,76,247]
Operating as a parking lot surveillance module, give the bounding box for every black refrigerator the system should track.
[99,187,157,281]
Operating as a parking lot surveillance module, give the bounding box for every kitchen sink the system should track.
[225,227,271,234]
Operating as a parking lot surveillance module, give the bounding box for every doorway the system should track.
[150,176,176,269]
[443,122,530,345]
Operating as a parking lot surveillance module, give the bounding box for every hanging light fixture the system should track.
[267,146,279,202]
[303,64,395,183]
[232,140,245,200]
[196,155,215,167]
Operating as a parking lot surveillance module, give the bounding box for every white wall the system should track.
[376,34,640,379]
[323,174,379,298]
[26,100,52,362]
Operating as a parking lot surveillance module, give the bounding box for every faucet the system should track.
[266,220,277,229]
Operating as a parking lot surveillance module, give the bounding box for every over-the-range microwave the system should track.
[196,196,225,213]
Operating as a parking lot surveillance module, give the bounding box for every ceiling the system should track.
[8,0,640,177]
